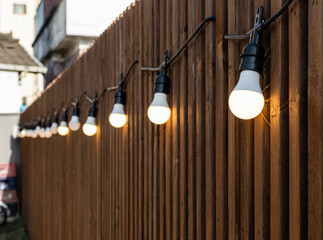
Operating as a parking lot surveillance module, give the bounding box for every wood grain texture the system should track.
[19,0,321,240]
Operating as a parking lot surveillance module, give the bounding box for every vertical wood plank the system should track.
[307,0,323,239]
[288,1,308,239]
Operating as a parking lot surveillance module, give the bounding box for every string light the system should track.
[225,1,294,120]
[19,2,294,136]
[83,102,98,136]
[147,51,171,125]
[108,61,139,128]
[32,125,38,138]
[69,104,81,131]
[45,118,52,138]
[58,110,69,136]
[51,113,59,134]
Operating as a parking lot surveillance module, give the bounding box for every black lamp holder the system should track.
[114,73,126,105]
[154,50,170,94]
[72,103,80,117]
[88,94,98,118]
[61,109,68,122]
[239,6,266,74]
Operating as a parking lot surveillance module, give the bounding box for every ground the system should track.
[0,217,28,240]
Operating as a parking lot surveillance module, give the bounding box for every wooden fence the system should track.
[19,0,322,239]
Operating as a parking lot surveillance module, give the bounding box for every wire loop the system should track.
[224,0,294,40]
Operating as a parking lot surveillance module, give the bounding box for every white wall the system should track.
[0,71,21,114]
[0,0,40,54]
[0,114,20,164]
[66,0,135,37]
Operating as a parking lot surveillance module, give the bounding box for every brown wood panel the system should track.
[18,1,321,240]
[308,0,323,239]
[269,0,290,239]
[288,1,308,239]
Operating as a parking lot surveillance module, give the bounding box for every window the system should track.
[13,4,27,14]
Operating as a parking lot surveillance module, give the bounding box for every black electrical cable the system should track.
[224,0,294,40]
[122,60,139,85]
[141,16,216,71]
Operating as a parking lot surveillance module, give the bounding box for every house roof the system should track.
[0,33,46,73]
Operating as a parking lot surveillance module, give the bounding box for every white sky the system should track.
[103,0,136,28]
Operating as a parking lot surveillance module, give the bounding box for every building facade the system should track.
[33,0,135,86]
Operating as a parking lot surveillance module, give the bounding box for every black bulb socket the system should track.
[47,119,51,128]
[53,114,59,124]
[154,66,170,94]
[114,85,126,105]
[88,103,97,118]
[61,111,68,122]
[72,105,80,116]
[239,43,265,74]
[36,119,41,127]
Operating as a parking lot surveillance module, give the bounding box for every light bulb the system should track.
[51,113,59,134]
[83,103,98,136]
[58,121,69,136]
[26,129,31,137]
[148,93,171,125]
[58,111,69,136]
[44,119,52,138]
[35,125,41,136]
[51,122,58,134]
[45,127,52,138]
[39,125,46,138]
[82,116,97,136]
[69,116,80,131]
[109,103,127,128]
[32,129,38,138]
[20,129,26,138]
[229,70,264,120]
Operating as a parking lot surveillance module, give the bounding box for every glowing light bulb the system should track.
[69,106,81,131]
[58,121,69,136]
[83,103,98,136]
[83,116,97,136]
[109,103,127,128]
[148,93,171,125]
[229,70,264,120]
[20,128,26,138]
[58,111,69,136]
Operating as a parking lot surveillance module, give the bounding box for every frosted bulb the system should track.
[68,116,81,131]
[25,130,30,137]
[51,122,58,134]
[45,127,52,138]
[20,130,26,138]
[32,130,38,138]
[109,103,127,128]
[35,126,41,135]
[82,116,97,136]
[39,127,46,138]
[229,70,264,120]
[147,93,171,125]
[58,121,69,136]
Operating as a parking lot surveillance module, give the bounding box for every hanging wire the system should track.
[70,92,87,106]
[121,60,139,85]
[261,112,271,127]
[224,0,294,40]
[141,16,216,71]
